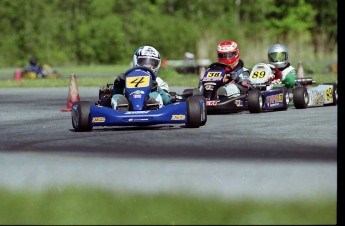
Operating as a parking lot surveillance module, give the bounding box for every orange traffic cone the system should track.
[61,74,80,112]
[14,68,22,80]
[297,61,304,78]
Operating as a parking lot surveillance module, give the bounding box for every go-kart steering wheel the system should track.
[206,62,233,72]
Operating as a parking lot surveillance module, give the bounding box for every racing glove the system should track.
[268,64,282,80]
[114,73,125,85]
[271,79,282,85]
[113,73,125,94]
[240,79,250,87]
[151,80,158,92]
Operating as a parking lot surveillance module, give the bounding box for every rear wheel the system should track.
[72,101,93,132]
[192,95,207,126]
[182,88,202,97]
[293,86,309,109]
[182,88,194,96]
[186,97,202,128]
[247,89,263,113]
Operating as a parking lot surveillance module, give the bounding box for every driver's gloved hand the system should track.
[114,73,125,85]
[230,71,239,81]
[151,80,158,92]
[113,73,125,94]
[268,64,282,80]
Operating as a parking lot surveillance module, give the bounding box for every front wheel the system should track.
[71,101,93,132]
[247,89,263,113]
[185,97,202,128]
[293,86,309,109]
[191,95,207,126]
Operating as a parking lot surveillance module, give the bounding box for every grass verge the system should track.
[0,186,336,225]
[0,65,338,88]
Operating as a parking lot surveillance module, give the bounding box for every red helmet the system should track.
[217,40,240,69]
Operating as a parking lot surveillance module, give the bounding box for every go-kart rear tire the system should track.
[72,101,93,132]
[182,88,194,96]
[190,95,207,126]
[247,89,263,113]
[186,97,202,128]
[293,86,309,109]
[182,88,202,97]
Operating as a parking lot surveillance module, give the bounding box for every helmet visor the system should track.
[218,52,237,60]
[268,52,287,62]
[137,57,160,69]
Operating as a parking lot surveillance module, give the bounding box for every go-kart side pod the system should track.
[247,89,263,113]
[293,86,309,109]
[72,101,93,132]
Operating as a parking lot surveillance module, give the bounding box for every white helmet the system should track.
[268,44,289,69]
[133,46,161,74]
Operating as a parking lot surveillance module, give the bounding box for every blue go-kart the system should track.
[71,66,207,131]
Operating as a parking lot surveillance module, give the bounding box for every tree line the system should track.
[0,0,337,67]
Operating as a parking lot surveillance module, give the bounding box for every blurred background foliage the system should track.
[0,0,337,67]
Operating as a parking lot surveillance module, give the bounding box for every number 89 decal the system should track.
[252,71,266,78]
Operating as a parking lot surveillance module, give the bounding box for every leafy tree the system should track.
[0,0,337,67]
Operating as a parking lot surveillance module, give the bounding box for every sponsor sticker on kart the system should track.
[128,118,149,122]
[326,87,333,102]
[309,90,323,106]
[92,117,105,122]
[235,100,243,107]
[125,111,150,114]
[206,100,218,106]
[265,93,283,106]
[171,115,186,120]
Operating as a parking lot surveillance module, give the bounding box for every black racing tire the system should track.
[247,89,263,113]
[192,88,202,96]
[293,86,309,109]
[276,87,289,111]
[186,97,202,128]
[190,95,207,126]
[182,88,194,96]
[182,88,203,99]
[71,101,93,132]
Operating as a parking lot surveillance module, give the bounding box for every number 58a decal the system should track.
[206,71,222,78]
[251,71,266,78]
[126,76,150,88]
[202,70,224,81]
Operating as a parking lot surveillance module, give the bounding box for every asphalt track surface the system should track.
[0,87,338,200]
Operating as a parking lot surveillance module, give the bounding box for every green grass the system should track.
[0,186,336,225]
[0,65,201,88]
[0,64,337,88]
